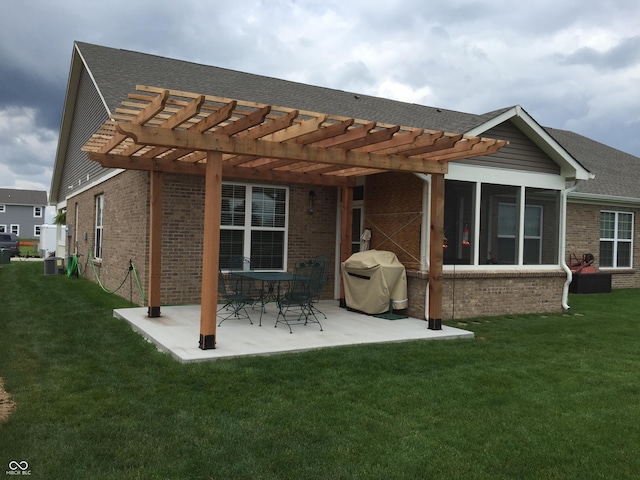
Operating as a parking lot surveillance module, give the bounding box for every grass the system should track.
[1,261,640,479]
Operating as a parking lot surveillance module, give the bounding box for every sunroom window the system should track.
[220,183,288,270]
[444,180,559,266]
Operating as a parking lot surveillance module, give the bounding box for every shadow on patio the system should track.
[114,301,474,362]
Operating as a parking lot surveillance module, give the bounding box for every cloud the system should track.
[560,35,640,71]
[1,0,640,195]
[0,106,57,192]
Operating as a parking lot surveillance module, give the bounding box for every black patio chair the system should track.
[307,255,330,320]
[217,268,257,326]
[275,261,323,333]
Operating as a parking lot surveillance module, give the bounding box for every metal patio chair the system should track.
[217,268,257,326]
[274,261,323,333]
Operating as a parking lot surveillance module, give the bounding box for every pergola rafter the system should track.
[81,85,508,349]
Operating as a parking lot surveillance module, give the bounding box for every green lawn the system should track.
[1,261,639,479]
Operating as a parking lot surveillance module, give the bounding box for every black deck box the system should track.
[569,272,612,294]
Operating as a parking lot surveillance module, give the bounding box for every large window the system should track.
[444,180,559,266]
[220,183,287,270]
[95,194,104,259]
[600,211,633,268]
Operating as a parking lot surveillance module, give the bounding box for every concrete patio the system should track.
[114,301,474,362]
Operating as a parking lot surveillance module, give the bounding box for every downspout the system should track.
[560,181,580,311]
[415,173,431,320]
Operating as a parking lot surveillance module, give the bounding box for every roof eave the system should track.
[568,191,640,207]
[50,44,84,205]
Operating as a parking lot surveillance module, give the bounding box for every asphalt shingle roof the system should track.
[0,188,47,205]
[77,42,496,134]
[75,42,640,203]
[546,127,640,200]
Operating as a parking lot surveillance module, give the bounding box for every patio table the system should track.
[234,271,295,326]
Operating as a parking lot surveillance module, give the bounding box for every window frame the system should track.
[34,225,41,237]
[443,176,561,270]
[33,206,43,218]
[95,194,104,260]
[600,210,633,269]
[10,224,19,236]
[219,182,289,271]
[0,205,5,213]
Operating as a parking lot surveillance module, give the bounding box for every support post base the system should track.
[148,306,161,318]
[199,334,216,350]
[428,317,442,330]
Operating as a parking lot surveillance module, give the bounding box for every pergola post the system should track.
[148,170,162,317]
[428,173,445,330]
[199,151,223,349]
[339,185,353,307]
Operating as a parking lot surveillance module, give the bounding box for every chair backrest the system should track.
[218,269,228,296]
[228,256,251,272]
[313,255,330,286]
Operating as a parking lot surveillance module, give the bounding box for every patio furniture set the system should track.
[217,256,329,333]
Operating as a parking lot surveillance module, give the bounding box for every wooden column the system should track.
[148,170,162,317]
[199,151,223,349]
[428,173,444,330]
[339,185,353,307]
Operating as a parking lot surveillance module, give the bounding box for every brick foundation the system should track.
[407,269,567,320]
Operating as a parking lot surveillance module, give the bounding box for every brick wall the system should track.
[71,170,150,305]
[407,269,566,320]
[286,184,337,298]
[364,172,424,269]
[566,202,640,289]
[70,173,339,306]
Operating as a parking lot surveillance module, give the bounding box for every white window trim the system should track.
[33,206,43,218]
[220,182,289,271]
[600,210,634,269]
[442,179,561,271]
[10,224,19,236]
[95,194,104,260]
[0,205,5,213]
[34,225,41,237]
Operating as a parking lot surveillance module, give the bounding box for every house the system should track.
[0,188,48,239]
[548,128,640,289]
[50,41,628,348]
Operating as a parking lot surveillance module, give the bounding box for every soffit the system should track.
[82,85,508,187]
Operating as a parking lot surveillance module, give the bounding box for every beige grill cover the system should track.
[341,250,408,314]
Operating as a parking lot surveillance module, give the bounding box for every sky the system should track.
[1,0,639,205]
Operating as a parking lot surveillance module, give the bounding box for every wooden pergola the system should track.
[82,85,507,349]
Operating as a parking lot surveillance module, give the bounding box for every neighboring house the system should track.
[51,41,624,328]
[0,188,48,239]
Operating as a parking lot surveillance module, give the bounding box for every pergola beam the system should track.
[114,123,451,175]
[87,152,355,187]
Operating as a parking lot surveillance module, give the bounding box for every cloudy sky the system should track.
[1,0,639,201]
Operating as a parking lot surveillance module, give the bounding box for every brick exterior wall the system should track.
[364,172,424,270]
[68,172,640,319]
[70,172,338,306]
[70,170,150,305]
[566,202,640,289]
[407,269,567,320]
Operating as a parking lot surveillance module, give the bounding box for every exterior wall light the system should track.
[308,190,317,213]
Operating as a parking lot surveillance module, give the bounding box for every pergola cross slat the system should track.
[81,85,507,349]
